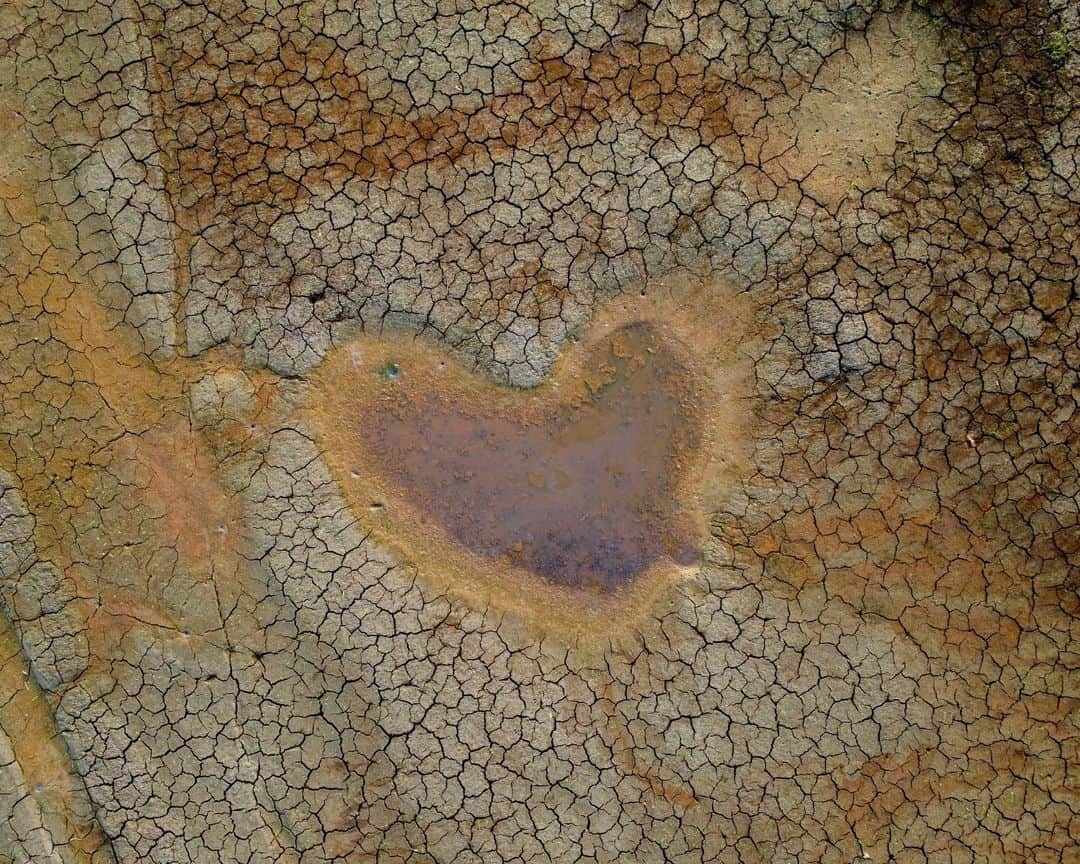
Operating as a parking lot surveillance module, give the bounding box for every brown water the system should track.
[358,323,703,591]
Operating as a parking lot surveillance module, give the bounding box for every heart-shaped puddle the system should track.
[310,287,749,637]
[359,322,700,591]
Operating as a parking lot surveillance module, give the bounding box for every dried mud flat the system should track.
[0,1,1077,863]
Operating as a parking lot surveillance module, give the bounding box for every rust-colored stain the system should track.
[146,7,941,225]
[310,280,752,640]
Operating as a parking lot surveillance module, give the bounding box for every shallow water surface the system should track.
[359,323,702,591]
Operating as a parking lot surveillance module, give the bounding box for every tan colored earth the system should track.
[0,0,1076,862]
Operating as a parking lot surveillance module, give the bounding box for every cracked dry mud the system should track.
[0,0,1076,862]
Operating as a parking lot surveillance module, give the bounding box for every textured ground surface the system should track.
[0,0,1078,862]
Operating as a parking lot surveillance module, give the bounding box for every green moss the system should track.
[1043,28,1075,65]
[378,361,400,380]
[985,421,1016,441]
